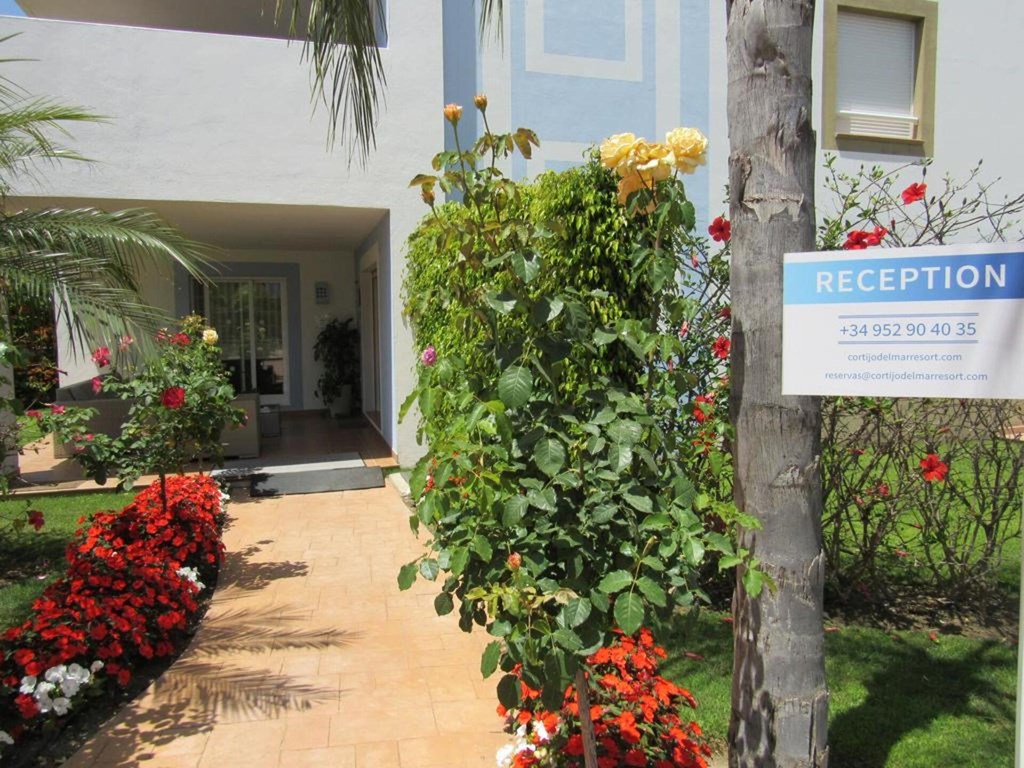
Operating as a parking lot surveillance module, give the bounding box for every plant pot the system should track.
[329,384,353,418]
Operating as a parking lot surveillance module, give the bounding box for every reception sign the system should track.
[782,243,1024,398]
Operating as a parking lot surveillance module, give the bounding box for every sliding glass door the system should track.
[202,279,288,405]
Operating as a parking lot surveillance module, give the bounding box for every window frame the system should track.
[822,0,938,157]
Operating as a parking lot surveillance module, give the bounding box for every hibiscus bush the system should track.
[34,315,246,489]
[816,157,1024,613]
[0,474,225,751]
[497,629,711,768]
[399,100,759,730]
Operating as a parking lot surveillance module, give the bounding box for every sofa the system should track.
[53,382,261,460]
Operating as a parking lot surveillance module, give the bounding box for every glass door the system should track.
[205,279,288,405]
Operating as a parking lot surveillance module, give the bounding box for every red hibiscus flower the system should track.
[901,182,927,205]
[708,215,731,242]
[91,346,111,368]
[26,509,45,530]
[161,386,187,409]
[712,335,731,360]
[693,394,714,423]
[843,225,888,250]
[920,453,948,483]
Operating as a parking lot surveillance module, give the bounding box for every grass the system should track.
[662,609,1017,768]
[0,491,135,629]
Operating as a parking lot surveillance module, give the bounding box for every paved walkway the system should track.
[63,485,507,768]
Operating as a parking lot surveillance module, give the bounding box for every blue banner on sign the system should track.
[784,252,1024,305]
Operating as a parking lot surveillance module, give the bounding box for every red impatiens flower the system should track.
[843,225,888,250]
[91,346,111,368]
[708,215,731,242]
[712,335,731,360]
[920,453,948,483]
[161,386,187,409]
[901,182,927,205]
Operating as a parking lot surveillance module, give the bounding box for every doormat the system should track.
[249,466,385,497]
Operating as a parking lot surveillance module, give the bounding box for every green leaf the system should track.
[419,559,439,581]
[614,592,645,636]
[434,592,454,616]
[682,537,706,566]
[608,420,643,446]
[640,514,673,530]
[497,674,520,708]
[552,628,583,651]
[635,576,667,607]
[562,598,592,628]
[473,535,493,561]
[623,488,653,514]
[593,329,618,346]
[590,505,617,525]
[718,555,743,570]
[485,291,517,315]
[488,620,512,637]
[534,438,566,478]
[743,567,765,597]
[512,253,541,284]
[397,562,418,591]
[527,487,557,512]
[597,570,633,594]
[498,365,533,409]
[503,496,528,527]
[450,547,470,576]
[607,443,633,474]
[481,641,502,678]
[408,172,438,188]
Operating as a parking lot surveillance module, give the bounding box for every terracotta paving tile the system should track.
[62,486,506,768]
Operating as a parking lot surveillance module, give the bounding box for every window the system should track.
[822,0,937,156]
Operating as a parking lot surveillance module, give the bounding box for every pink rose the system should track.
[421,346,437,367]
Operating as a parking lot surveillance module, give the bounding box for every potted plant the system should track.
[313,317,360,418]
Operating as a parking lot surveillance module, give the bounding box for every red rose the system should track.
[901,182,927,205]
[171,332,190,346]
[161,386,186,409]
[920,453,948,483]
[708,215,731,242]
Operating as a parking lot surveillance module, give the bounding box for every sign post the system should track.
[782,242,1024,766]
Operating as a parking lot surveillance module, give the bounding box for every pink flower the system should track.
[421,346,437,367]
[91,346,111,368]
[118,335,134,350]
[50,404,66,416]
[161,386,186,409]
[92,376,104,395]
[26,410,42,421]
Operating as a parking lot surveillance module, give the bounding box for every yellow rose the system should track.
[202,328,219,345]
[629,140,674,183]
[443,103,463,124]
[599,132,638,171]
[665,127,707,173]
[617,172,647,205]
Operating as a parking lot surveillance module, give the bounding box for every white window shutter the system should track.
[836,11,919,138]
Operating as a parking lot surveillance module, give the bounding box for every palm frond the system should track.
[478,0,505,42]
[0,207,219,348]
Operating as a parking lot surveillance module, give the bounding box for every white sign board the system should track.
[782,243,1024,398]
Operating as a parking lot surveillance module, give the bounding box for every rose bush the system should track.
[36,314,246,490]
[400,101,759,734]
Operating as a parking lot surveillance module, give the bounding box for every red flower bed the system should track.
[498,629,711,768]
[0,476,224,742]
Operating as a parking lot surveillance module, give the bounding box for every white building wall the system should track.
[707,1,1024,224]
[3,6,444,461]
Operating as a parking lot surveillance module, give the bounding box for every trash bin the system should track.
[260,404,281,438]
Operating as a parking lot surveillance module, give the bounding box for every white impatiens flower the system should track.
[19,675,37,695]
[0,730,13,745]
[176,566,206,591]
[44,665,67,684]
[66,663,91,685]
[51,697,71,716]
[34,681,56,698]
[90,660,104,674]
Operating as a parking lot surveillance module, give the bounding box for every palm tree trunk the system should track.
[725,1,828,766]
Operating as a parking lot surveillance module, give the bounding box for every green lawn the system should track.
[0,491,135,629]
[663,609,1017,768]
